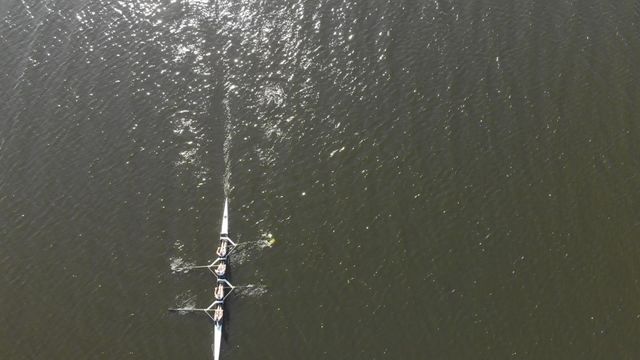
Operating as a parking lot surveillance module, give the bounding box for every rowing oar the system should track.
[170,300,224,312]
[168,308,212,312]
[178,265,212,270]
[234,240,274,246]
[211,283,255,290]
[168,306,220,322]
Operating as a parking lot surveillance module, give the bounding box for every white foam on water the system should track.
[227,234,274,266]
[223,99,233,197]
[169,256,197,273]
[230,247,251,266]
[236,284,268,297]
[256,239,273,249]
[259,232,277,247]
[261,83,285,106]
[174,291,198,311]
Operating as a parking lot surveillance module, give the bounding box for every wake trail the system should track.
[222,99,232,198]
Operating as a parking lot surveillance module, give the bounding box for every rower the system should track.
[212,305,224,322]
[214,262,226,276]
[214,283,225,300]
[216,240,227,258]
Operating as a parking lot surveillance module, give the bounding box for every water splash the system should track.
[235,284,268,297]
[229,235,273,266]
[169,256,198,274]
[259,232,277,248]
[174,291,197,312]
[230,248,252,266]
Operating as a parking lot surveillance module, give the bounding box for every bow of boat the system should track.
[221,198,229,236]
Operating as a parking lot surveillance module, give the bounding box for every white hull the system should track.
[215,198,228,360]
[171,199,232,360]
[221,198,229,235]
[213,323,222,360]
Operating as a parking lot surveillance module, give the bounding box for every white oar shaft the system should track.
[181,265,211,270]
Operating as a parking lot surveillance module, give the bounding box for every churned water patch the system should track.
[174,290,198,311]
[235,284,268,298]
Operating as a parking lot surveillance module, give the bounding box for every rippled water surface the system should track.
[2,0,640,359]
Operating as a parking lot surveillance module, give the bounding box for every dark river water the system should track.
[2,0,640,359]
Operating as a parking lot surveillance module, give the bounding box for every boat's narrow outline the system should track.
[170,198,236,360]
